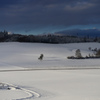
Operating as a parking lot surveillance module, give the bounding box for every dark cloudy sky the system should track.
[0,0,100,35]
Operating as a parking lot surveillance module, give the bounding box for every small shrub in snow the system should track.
[67,49,83,59]
[88,53,91,57]
[94,48,98,52]
[75,49,82,58]
[88,47,91,50]
[38,54,44,60]
[67,56,75,59]
[95,49,100,57]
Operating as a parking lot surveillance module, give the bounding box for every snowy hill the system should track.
[0,42,100,70]
[0,42,100,100]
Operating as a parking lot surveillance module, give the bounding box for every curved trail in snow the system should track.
[15,88,40,100]
[1,82,40,100]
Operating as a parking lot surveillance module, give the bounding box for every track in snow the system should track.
[0,67,100,72]
[0,82,40,100]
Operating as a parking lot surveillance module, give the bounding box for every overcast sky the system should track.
[0,0,100,35]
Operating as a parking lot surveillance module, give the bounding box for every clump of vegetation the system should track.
[67,56,75,59]
[67,47,100,59]
[38,54,44,60]
[88,47,100,57]
[88,47,91,50]
[75,49,83,58]
[67,49,84,59]
[95,49,100,57]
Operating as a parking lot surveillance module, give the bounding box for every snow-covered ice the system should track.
[0,42,100,100]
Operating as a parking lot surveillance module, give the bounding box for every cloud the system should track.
[0,0,100,34]
[54,28,100,37]
[64,2,95,11]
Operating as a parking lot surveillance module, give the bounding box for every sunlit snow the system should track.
[0,42,100,100]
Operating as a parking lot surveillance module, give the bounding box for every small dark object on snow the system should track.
[38,54,44,60]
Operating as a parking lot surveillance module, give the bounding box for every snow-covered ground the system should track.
[0,42,100,100]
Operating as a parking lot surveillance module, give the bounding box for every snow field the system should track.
[0,70,100,100]
[0,42,100,70]
[0,42,100,100]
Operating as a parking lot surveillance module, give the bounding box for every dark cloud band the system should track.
[0,0,100,34]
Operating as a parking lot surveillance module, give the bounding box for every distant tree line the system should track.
[0,30,100,43]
